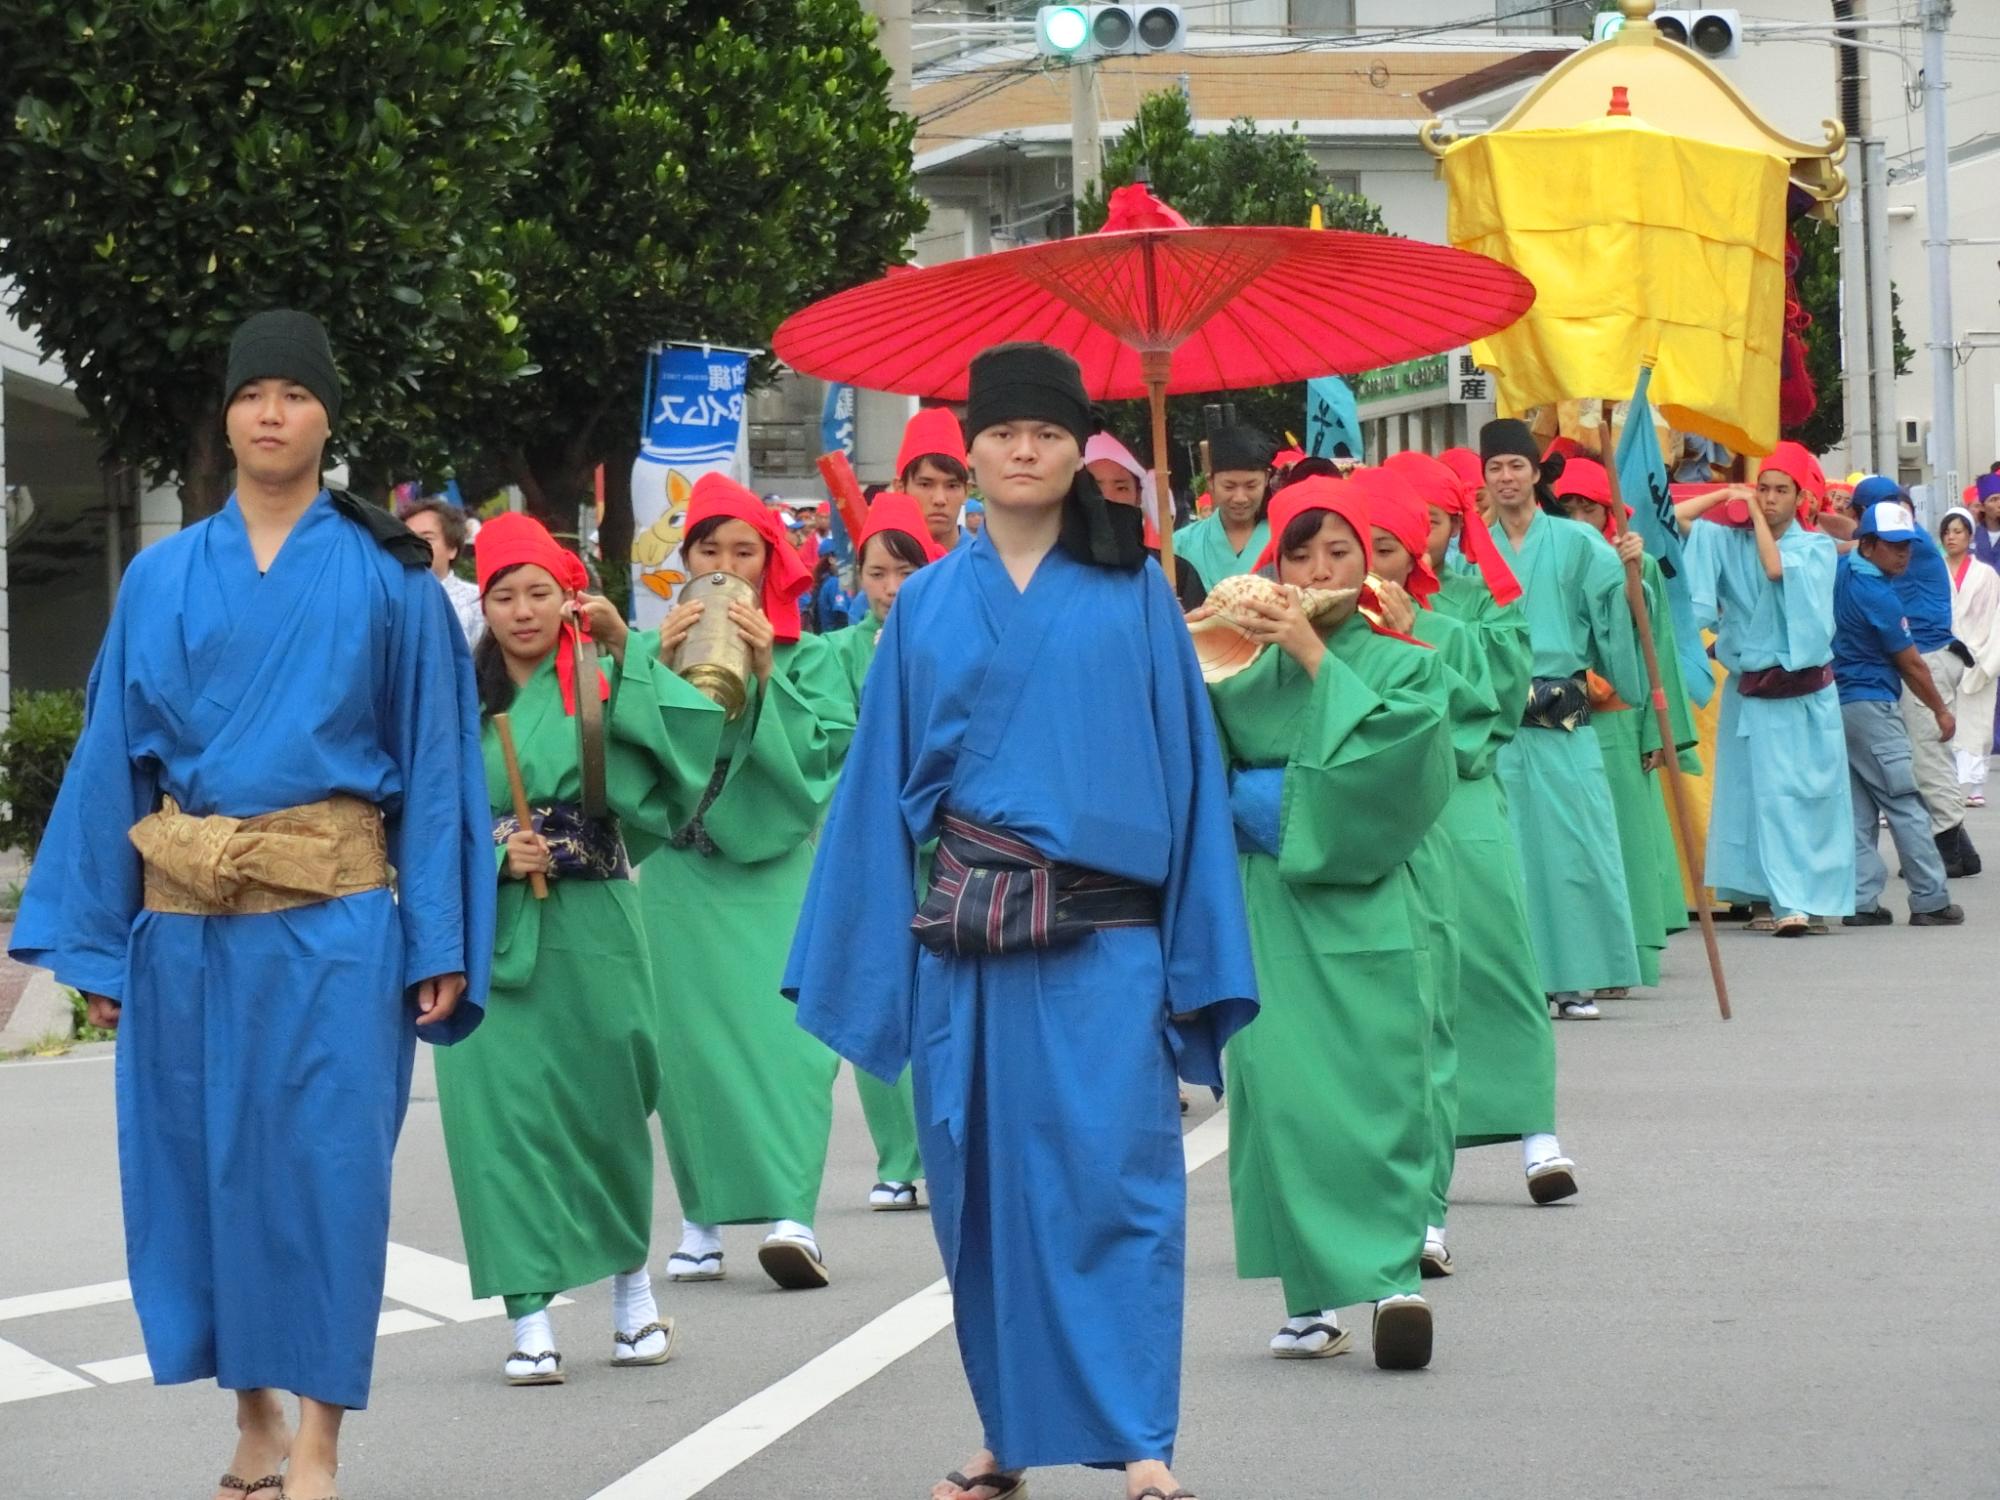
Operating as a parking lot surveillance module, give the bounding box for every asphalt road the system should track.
[3,812,1997,1500]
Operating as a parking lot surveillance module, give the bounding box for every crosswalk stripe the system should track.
[0,1336,94,1405]
[0,1280,131,1322]
[380,1241,570,1322]
[76,1353,150,1386]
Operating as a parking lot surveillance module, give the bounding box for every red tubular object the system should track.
[816,451,871,554]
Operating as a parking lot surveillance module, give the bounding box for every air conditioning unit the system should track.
[1651,9,1741,61]
[1036,5,1186,59]
[1898,416,1929,463]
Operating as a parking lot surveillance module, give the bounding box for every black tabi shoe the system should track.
[1842,907,1893,926]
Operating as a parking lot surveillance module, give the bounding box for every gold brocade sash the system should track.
[130,795,389,916]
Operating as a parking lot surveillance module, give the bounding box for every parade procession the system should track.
[2,2,1996,1498]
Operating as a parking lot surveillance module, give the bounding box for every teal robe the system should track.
[1175,513,1269,587]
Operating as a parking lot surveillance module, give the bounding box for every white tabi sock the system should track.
[677,1219,722,1258]
[511,1309,555,1359]
[1425,1224,1446,1248]
[1524,1133,1563,1171]
[613,1266,658,1336]
[770,1218,815,1244]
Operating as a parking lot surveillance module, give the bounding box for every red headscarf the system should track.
[857,491,948,565]
[1551,457,1633,541]
[1253,476,1425,645]
[1345,467,1440,606]
[1760,441,1826,505]
[475,511,606,716]
[895,406,967,478]
[684,473,814,643]
[1386,449,1522,606]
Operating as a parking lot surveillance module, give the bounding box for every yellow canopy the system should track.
[1443,116,1789,455]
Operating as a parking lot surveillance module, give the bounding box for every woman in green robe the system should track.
[1554,464,1701,992]
[1205,476,1456,1370]
[642,476,857,1291]
[826,494,945,1211]
[435,513,724,1386]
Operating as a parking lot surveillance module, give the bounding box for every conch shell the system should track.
[1186,573,1358,682]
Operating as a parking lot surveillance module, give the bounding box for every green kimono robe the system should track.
[1490,512,1649,994]
[1210,619,1455,1314]
[827,616,924,1184]
[436,643,723,1304]
[640,633,857,1225]
[1592,555,1702,986]
[1175,512,1269,588]
[1430,567,1557,1145]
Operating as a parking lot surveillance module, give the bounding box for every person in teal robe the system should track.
[1481,423,1649,1030]
[1174,423,1272,585]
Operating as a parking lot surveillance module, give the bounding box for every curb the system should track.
[0,968,75,1053]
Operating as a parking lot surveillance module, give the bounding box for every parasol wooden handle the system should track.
[493,713,548,901]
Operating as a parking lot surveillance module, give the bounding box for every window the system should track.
[1291,0,1355,32]
[1496,0,1593,35]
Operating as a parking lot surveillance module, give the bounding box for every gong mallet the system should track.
[493,713,548,901]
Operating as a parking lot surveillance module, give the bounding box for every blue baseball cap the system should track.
[1852,475,1904,510]
[1857,497,1922,543]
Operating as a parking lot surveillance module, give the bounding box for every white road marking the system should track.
[376,1308,444,1337]
[590,1110,1234,1500]
[0,1336,93,1404]
[0,1279,131,1322]
[76,1353,150,1385]
[380,1241,571,1323]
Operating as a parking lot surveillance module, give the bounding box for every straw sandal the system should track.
[1772,914,1809,937]
[939,1471,1027,1499]
[612,1318,677,1368]
[218,1476,284,1500]
[1134,1490,1199,1500]
[504,1348,564,1386]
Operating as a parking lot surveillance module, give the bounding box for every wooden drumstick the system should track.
[493,713,548,900]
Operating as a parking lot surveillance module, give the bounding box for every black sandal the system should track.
[943,1470,1027,1498]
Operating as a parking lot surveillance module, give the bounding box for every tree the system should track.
[1075,89,1391,497]
[485,0,928,575]
[1787,213,1911,457]
[0,0,547,518]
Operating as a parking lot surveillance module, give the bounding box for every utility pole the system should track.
[1863,137,1897,481]
[855,0,918,483]
[1070,57,1101,211]
[1921,0,1958,512]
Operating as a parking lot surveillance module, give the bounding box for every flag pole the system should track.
[1600,396,1732,1021]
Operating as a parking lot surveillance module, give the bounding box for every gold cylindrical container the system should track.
[668,571,758,719]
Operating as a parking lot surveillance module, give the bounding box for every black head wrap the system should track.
[1209,424,1273,475]
[1479,418,1567,517]
[965,342,1142,570]
[225,309,341,427]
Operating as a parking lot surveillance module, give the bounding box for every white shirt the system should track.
[441,572,484,647]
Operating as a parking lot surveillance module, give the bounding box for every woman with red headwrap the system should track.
[1363,463,1560,1271]
[1552,459,1702,985]
[827,491,945,1211]
[436,512,726,1385]
[1203,474,1455,1370]
[640,474,858,1291]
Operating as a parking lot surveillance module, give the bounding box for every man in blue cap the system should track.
[1849,476,1982,877]
[1834,493,1964,925]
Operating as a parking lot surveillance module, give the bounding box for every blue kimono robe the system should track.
[1683,521,1855,917]
[785,535,1257,1472]
[10,493,493,1410]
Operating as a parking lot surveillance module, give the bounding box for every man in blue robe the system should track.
[11,311,492,1500]
[1678,444,1855,930]
[786,343,1256,1500]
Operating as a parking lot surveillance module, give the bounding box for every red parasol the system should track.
[774,184,1536,588]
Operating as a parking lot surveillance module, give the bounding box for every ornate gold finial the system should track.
[1620,0,1656,19]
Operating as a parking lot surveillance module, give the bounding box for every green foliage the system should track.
[1077,90,1386,237]
[1075,89,1391,490]
[0,0,549,516]
[488,0,928,544]
[0,690,84,858]
[67,987,117,1045]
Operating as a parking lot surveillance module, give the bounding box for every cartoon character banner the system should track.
[630,342,753,626]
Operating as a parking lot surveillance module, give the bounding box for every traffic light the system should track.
[1036,5,1186,59]
[1650,9,1742,60]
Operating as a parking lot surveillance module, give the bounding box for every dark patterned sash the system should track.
[493,802,630,880]
[910,814,1160,958]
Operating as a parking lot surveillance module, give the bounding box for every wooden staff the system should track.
[1599,401,1731,1020]
[493,713,548,901]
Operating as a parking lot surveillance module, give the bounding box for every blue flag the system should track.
[819,383,857,563]
[1304,376,1363,462]
[1615,366,1713,708]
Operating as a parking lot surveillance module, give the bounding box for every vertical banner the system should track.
[820,383,858,564]
[1616,364,1712,708]
[1305,375,1363,462]
[630,343,753,627]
